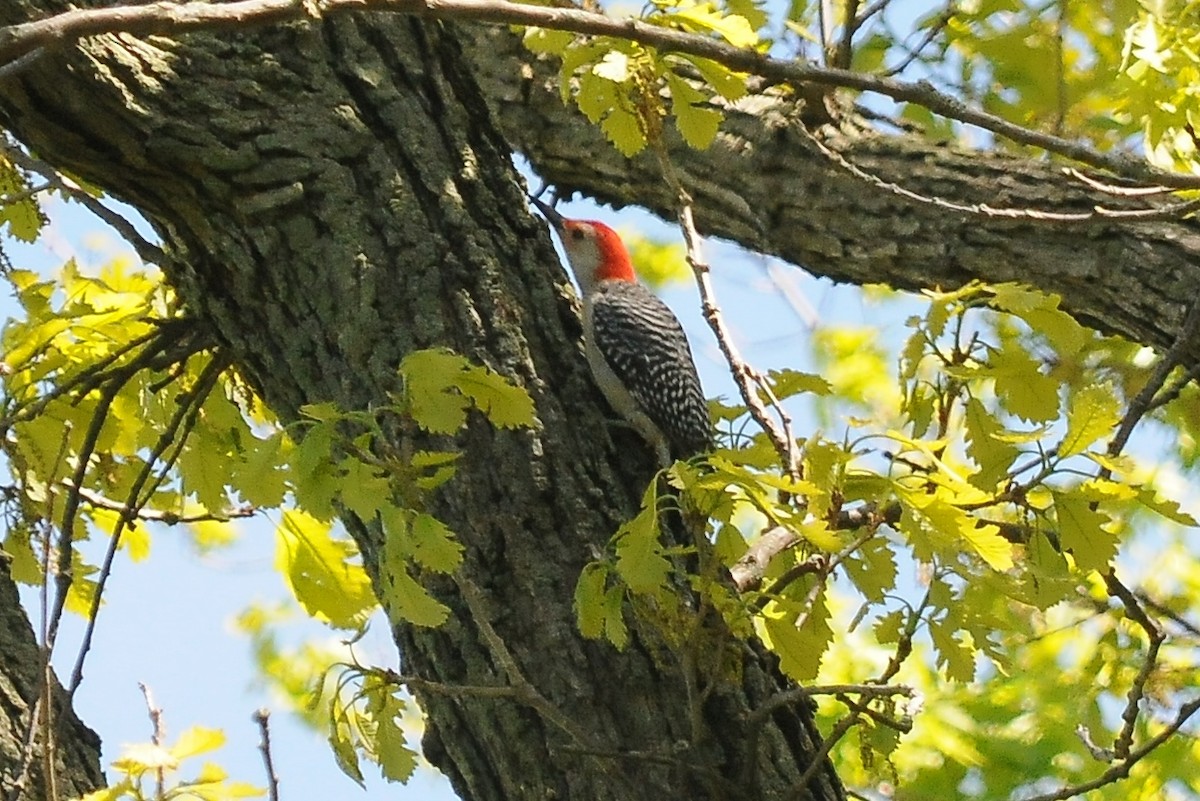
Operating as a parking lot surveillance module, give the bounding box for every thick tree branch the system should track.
[0,0,1187,188]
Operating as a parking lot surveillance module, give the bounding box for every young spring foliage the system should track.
[0,246,536,792]
[522,0,763,155]
[77,726,263,801]
[572,278,1199,786]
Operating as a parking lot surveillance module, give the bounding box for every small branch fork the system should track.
[0,0,1193,190]
[1027,294,1200,798]
[745,586,932,799]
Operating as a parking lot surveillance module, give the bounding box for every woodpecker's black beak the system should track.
[529,194,566,232]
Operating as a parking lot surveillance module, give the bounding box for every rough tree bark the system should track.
[0,5,842,801]
[0,565,103,801]
[2,4,1198,801]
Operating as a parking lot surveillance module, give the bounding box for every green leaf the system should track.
[380,522,450,628]
[1052,490,1115,572]
[614,504,671,595]
[842,536,897,602]
[292,422,339,520]
[373,708,418,783]
[600,105,647,156]
[898,490,1013,571]
[576,70,620,123]
[171,726,226,760]
[275,509,378,629]
[757,583,832,681]
[399,348,536,432]
[522,26,576,56]
[666,71,722,149]
[874,610,905,644]
[963,397,1020,489]
[988,341,1060,423]
[399,350,473,434]
[338,457,392,519]
[603,585,629,650]
[380,565,449,628]
[1134,486,1198,526]
[0,156,44,242]
[575,563,609,641]
[329,722,365,788]
[381,508,463,574]
[234,431,288,509]
[453,364,537,430]
[178,439,231,512]
[763,368,833,401]
[928,618,976,682]
[1060,382,1120,457]
[678,54,748,100]
[670,3,759,47]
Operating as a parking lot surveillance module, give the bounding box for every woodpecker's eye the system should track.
[570,228,587,242]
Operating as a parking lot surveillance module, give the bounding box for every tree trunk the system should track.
[0,562,104,800]
[0,7,843,800]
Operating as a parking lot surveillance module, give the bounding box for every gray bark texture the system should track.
[0,562,103,800]
[2,4,1197,800]
[0,5,848,801]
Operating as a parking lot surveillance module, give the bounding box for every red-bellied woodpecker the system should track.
[532,197,711,466]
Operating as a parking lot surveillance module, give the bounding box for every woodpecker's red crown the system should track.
[559,220,636,283]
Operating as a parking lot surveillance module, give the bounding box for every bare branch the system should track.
[661,176,802,479]
[1024,696,1200,801]
[0,138,164,264]
[831,0,860,70]
[139,683,166,799]
[253,709,281,801]
[72,485,255,525]
[1103,571,1164,761]
[67,353,227,699]
[1107,297,1200,459]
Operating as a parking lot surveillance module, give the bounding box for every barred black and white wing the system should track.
[584,280,712,464]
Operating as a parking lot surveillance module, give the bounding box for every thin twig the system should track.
[786,711,859,801]
[45,325,199,666]
[882,1,957,78]
[1022,696,1200,801]
[831,0,859,70]
[67,354,226,699]
[139,683,166,800]
[1103,571,1164,761]
[678,195,801,479]
[1106,297,1200,459]
[72,484,255,525]
[1134,591,1200,638]
[253,709,281,801]
[0,140,164,264]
